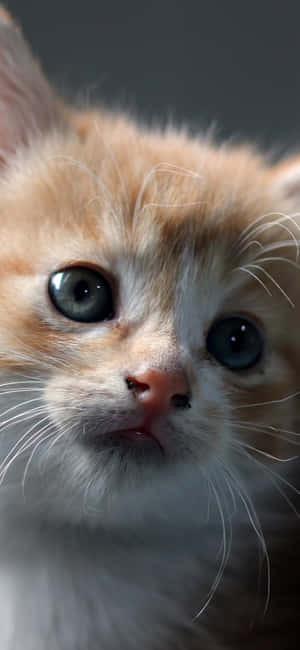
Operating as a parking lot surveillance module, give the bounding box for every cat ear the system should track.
[0,7,62,163]
[270,156,300,209]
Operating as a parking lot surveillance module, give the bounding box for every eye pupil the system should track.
[206,316,263,371]
[74,280,90,302]
[48,266,114,323]
[230,327,246,352]
[230,334,238,349]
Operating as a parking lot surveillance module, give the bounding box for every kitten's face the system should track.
[0,9,299,522]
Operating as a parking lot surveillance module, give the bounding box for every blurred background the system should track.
[7,0,300,148]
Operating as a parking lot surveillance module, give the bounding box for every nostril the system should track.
[171,393,191,409]
[125,376,149,393]
[125,377,135,390]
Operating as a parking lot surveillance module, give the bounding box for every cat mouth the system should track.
[113,428,163,448]
[88,427,165,454]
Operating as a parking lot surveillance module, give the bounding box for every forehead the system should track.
[0,124,278,302]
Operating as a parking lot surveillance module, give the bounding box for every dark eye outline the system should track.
[47,262,116,324]
[205,314,264,371]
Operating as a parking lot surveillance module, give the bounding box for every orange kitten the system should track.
[0,7,299,650]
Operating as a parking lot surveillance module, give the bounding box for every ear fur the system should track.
[0,6,63,163]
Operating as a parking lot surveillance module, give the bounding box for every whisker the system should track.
[220,416,300,435]
[0,414,51,474]
[238,239,264,256]
[0,405,77,484]
[233,444,300,498]
[232,389,300,410]
[52,154,116,211]
[236,266,272,296]
[140,200,205,213]
[239,218,300,261]
[0,420,56,484]
[248,255,300,271]
[247,239,300,259]
[237,447,300,520]
[236,212,300,251]
[233,439,298,463]
[41,422,75,455]
[194,473,229,618]
[0,388,44,396]
[240,263,295,308]
[21,426,61,495]
[149,162,203,178]
[226,420,300,448]
[221,460,271,614]
[132,162,202,228]
[0,404,81,443]
[22,421,78,495]
[0,406,47,433]
[93,120,130,217]
[0,380,44,389]
[0,397,42,421]
[235,212,282,245]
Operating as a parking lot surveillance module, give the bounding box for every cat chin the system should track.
[0,421,229,530]
[0,436,174,528]
[0,387,227,528]
[0,409,229,528]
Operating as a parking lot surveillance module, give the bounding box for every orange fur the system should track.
[0,108,299,460]
[0,7,300,649]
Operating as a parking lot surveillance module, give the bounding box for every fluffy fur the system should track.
[0,7,299,649]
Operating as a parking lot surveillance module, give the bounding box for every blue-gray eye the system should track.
[206,316,263,371]
[48,266,114,323]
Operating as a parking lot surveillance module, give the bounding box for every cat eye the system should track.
[206,316,263,371]
[48,266,114,323]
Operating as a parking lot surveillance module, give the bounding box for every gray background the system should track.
[6,0,300,148]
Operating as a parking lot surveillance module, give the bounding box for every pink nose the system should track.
[125,368,190,416]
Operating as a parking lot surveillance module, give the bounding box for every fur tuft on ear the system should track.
[270,156,300,209]
[0,6,63,164]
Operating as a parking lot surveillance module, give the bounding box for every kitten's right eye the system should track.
[206,316,263,371]
[48,266,114,323]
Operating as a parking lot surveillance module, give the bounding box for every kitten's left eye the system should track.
[206,316,263,370]
[48,266,114,323]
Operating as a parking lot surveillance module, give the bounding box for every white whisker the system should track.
[194,474,229,618]
[233,439,298,463]
[236,266,272,296]
[0,414,51,475]
[249,255,300,270]
[93,120,130,217]
[241,263,295,307]
[221,460,271,615]
[236,212,300,250]
[239,218,300,261]
[21,426,61,495]
[238,449,300,520]
[22,421,77,495]
[140,200,205,213]
[132,162,202,228]
[52,154,115,209]
[0,420,55,484]
[232,390,300,410]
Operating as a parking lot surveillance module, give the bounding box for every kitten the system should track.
[0,7,299,649]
